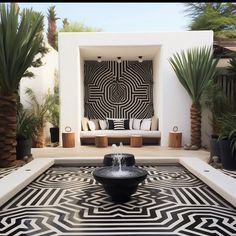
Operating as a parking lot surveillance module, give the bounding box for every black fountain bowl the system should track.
[103,153,135,166]
[93,166,147,203]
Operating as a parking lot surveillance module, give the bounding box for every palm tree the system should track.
[62,18,69,28]
[184,3,236,40]
[47,5,59,50]
[169,46,219,148]
[0,3,44,167]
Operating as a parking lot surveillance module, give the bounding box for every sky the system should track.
[18,3,191,32]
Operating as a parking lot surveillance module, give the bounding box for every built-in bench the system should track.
[80,130,161,145]
[80,117,161,146]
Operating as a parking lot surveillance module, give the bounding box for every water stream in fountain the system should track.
[111,144,127,176]
[111,144,129,177]
[113,153,123,172]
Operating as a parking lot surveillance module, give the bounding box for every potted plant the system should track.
[202,80,231,160]
[16,108,36,160]
[25,88,53,148]
[48,102,59,144]
[48,81,60,144]
[218,113,236,170]
[204,52,236,162]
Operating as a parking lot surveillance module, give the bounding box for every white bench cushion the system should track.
[80,130,161,138]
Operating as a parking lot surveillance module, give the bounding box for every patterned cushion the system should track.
[113,120,125,130]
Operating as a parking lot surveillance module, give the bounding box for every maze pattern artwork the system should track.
[0,165,235,235]
[84,60,154,119]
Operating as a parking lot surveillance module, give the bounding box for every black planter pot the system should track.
[210,135,221,158]
[16,139,32,160]
[50,127,59,143]
[219,139,236,170]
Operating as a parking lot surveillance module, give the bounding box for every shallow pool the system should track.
[0,164,235,235]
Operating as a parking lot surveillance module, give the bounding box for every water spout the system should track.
[113,153,125,173]
[103,153,135,167]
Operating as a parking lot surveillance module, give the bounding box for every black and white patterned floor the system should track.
[0,166,20,179]
[221,169,236,179]
[0,164,236,236]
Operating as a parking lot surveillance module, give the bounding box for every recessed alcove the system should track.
[58,31,213,146]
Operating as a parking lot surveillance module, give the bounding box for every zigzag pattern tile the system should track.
[0,165,235,235]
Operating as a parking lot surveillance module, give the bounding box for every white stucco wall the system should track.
[58,31,213,147]
[20,43,59,141]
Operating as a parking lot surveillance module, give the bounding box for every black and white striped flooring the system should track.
[0,166,20,179]
[0,165,235,235]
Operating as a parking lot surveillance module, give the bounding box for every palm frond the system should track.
[169,46,219,105]
[17,108,36,140]
[25,88,54,131]
[0,3,44,94]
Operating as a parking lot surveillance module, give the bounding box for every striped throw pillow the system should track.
[113,120,125,130]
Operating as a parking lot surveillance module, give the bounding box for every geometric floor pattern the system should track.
[0,165,236,236]
[220,169,236,179]
[0,166,21,179]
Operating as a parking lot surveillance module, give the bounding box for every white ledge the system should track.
[0,158,54,207]
[180,158,236,207]
[0,157,235,208]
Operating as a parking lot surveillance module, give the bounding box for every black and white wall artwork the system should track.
[84,61,154,119]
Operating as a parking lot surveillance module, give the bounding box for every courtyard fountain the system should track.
[93,153,147,203]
